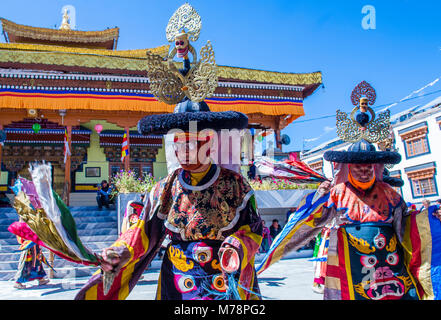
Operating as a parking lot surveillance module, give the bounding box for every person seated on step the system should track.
[96,180,113,210]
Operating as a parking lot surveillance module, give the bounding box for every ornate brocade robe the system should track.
[75,164,263,300]
[258,180,422,300]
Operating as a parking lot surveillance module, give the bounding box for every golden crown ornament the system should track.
[145,3,218,105]
[336,81,391,144]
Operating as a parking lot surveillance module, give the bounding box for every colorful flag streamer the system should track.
[7,163,100,267]
[254,156,327,183]
[64,128,71,164]
[402,206,441,299]
[256,191,329,274]
[121,130,129,163]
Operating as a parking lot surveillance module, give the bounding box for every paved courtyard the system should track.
[0,257,322,300]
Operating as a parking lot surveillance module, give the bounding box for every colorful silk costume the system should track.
[75,164,263,300]
[401,205,441,299]
[256,81,435,300]
[14,238,48,284]
[311,226,331,289]
[258,179,421,300]
[121,201,144,234]
[9,3,263,300]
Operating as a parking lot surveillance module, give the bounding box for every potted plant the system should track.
[111,170,157,233]
[248,177,318,209]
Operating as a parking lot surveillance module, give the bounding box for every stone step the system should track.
[0,258,95,270]
[77,228,118,236]
[0,218,18,226]
[69,192,101,207]
[70,210,117,218]
[0,207,117,216]
[0,234,118,245]
[0,252,22,261]
[0,266,99,281]
[0,240,116,251]
[0,257,164,281]
[66,216,117,223]
[0,211,18,219]
[0,216,118,231]
[0,222,118,233]
[0,228,118,239]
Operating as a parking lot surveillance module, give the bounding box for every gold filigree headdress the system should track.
[145,3,217,105]
[336,81,391,144]
[166,3,202,43]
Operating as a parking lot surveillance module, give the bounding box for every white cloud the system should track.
[323,126,335,133]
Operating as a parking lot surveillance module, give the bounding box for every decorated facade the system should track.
[0,10,322,203]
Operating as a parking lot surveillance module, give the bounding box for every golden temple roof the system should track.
[1,18,119,50]
[0,43,322,86]
[0,42,170,59]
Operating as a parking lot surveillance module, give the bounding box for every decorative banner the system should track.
[121,130,129,163]
[254,156,327,183]
[64,128,71,164]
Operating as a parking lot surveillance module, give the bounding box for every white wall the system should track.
[390,109,441,206]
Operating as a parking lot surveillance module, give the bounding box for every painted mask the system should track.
[340,224,417,300]
[359,97,369,112]
[175,33,189,58]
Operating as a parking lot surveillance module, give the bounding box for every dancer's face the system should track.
[175,140,211,171]
[349,163,375,183]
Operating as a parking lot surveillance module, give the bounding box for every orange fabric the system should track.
[329,181,401,223]
[0,90,304,117]
[347,165,376,191]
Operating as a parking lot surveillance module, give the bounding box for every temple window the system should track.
[405,138,429,157]
[412,178,436,197]
[398,121,430,159]
[308,158,324,175]
[405,162,438,198]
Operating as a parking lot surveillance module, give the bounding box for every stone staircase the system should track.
[0,206,119,281]
[0,204,314,283]
[68,193,100,207]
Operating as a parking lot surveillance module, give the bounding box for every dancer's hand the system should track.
[219,244,240,273]
[100,248,121,272]
[317,180,332,195]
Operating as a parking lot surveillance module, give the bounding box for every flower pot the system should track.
[116,192,143,234]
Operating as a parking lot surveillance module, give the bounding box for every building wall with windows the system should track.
[391,106,441,204]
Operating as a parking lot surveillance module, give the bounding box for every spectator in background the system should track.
[286,207,297,223]
[260,220,272,253]
[407,202,418,214]
[270,219,282,240]
[421,199,431,212]
[96,180,112,210]
[436,199,441,209]
[247,160,256,180]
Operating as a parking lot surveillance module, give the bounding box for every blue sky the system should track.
[1,0,440,151]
